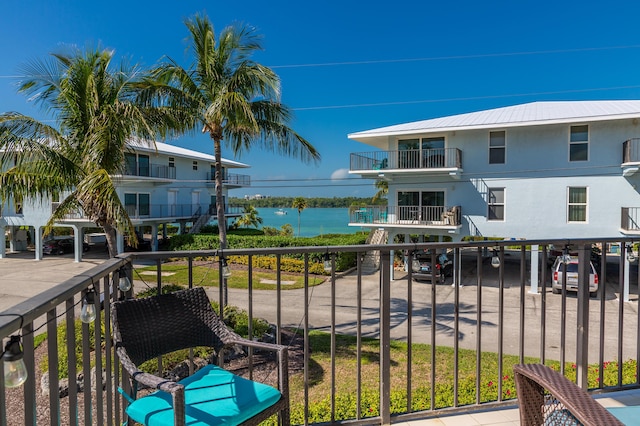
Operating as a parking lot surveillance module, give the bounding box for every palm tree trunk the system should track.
[212,135,228,306]
[102,223,118,258]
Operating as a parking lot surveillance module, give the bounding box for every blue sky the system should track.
[2,0,640,197]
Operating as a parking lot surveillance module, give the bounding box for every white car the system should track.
[551,258,598,297]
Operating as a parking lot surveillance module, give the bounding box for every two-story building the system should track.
[348,100,640,289]
[0,140,250,261]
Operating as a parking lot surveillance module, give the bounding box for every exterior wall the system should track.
[383,118,640,240]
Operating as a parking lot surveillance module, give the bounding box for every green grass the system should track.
[132,262,326,290]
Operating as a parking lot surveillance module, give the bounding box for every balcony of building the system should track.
[621,207,640,234]
[349,205,461,231]
[349,149,462,178]
[119,162,177,183]
[206,172,252,188]
[622,139,640,176]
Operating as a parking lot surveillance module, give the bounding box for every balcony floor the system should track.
[404,388,640,425]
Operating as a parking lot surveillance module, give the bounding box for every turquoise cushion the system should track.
[607,406,640,425]
[126,364,282,426]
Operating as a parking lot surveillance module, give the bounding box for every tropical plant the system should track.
[292,197,308,237]
[236,204,263,228]
[372,179,388,203]
[139,14,320,303]
[0,47,184,256]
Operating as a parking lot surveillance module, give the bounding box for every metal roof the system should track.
[128,139,249,168]
[349,101,640,141]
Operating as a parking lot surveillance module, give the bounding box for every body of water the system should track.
[254,208,359,237]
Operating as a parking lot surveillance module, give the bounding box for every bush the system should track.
[168,233,368,273]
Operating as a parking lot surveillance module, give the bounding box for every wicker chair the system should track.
[514,364,624,425]
[111,286,289,426]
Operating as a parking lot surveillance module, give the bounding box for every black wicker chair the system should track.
[111,286,289,426]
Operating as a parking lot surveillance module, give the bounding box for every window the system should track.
[487,188,505,221]
[568,187,587,222]
[398,137,446,168]
[168,157,175,168]
[124,153,137,175]
[397,190,445,222]
[138,155,150,177]
[193,161,198,171]
[489,131,506,164]
[124,193,150,217]
[569,125,589,162]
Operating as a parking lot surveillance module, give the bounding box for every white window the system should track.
[567,187,587,222]
[489,131,506,164]
[569,125,589,162]
[487,188,505,221]
[192,161,198,171]
[168,157,175,168]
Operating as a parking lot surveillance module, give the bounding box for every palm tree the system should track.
[0,47,184,257]
[292,197,307,237]
[372,179,388,203]
[236,205,263,228]
[140,14,320,254]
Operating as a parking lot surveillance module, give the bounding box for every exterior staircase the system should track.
[361,228,388,274]
[189,207,212,234]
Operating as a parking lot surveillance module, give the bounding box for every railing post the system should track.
[379,249,391,425]
[576,244,590,388]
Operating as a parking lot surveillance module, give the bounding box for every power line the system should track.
[291,85,640,111]
[270,44,640,69]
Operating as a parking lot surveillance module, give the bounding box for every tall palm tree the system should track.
[0,47,184,257]
[236,205,263,228]
[292,197,307,237]
[140,14,320,254]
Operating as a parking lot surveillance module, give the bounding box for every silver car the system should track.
[551,258,598,297]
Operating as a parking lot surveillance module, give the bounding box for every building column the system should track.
[117,232,125,255]
[70,224,81,262]
[34,226,43,261]
[0,224,6,258]
[529,245,539,294]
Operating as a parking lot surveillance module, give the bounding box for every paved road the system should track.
[1,249,638,364]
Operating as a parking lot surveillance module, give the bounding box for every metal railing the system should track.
[206,172,252,187]
[2,238,640,425]
[123,163,176,179]
[622,207,640,231]
[350,148,462,171]
[350,205,461,226]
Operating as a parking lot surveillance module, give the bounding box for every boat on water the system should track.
[274,209,287,215]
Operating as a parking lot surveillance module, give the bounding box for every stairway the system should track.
[361,228,388,274]
[189,208,212,234]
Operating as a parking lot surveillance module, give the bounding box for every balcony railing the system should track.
[124,203,244,219]
[350,205,461,226]
[350,148,462,172]
[206,172,251,187]
[621,207,640,232]
[3,238,639,424]
[123,163,176,179]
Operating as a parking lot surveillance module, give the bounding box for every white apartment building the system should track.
[348,100,640,289]
[0,140,250,261]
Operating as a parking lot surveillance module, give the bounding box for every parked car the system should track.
[551,258,598,297]
[548,244,602,270]
[124,231,152,252]
[410,250,452,283]
[43,237,90,255]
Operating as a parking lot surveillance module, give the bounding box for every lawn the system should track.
[132,261,326,290]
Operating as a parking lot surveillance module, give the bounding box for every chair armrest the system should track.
[514,364,623,426]
[116,346,184,394]
[226,336,289,401]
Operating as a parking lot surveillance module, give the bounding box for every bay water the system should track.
[255,208,360,237]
